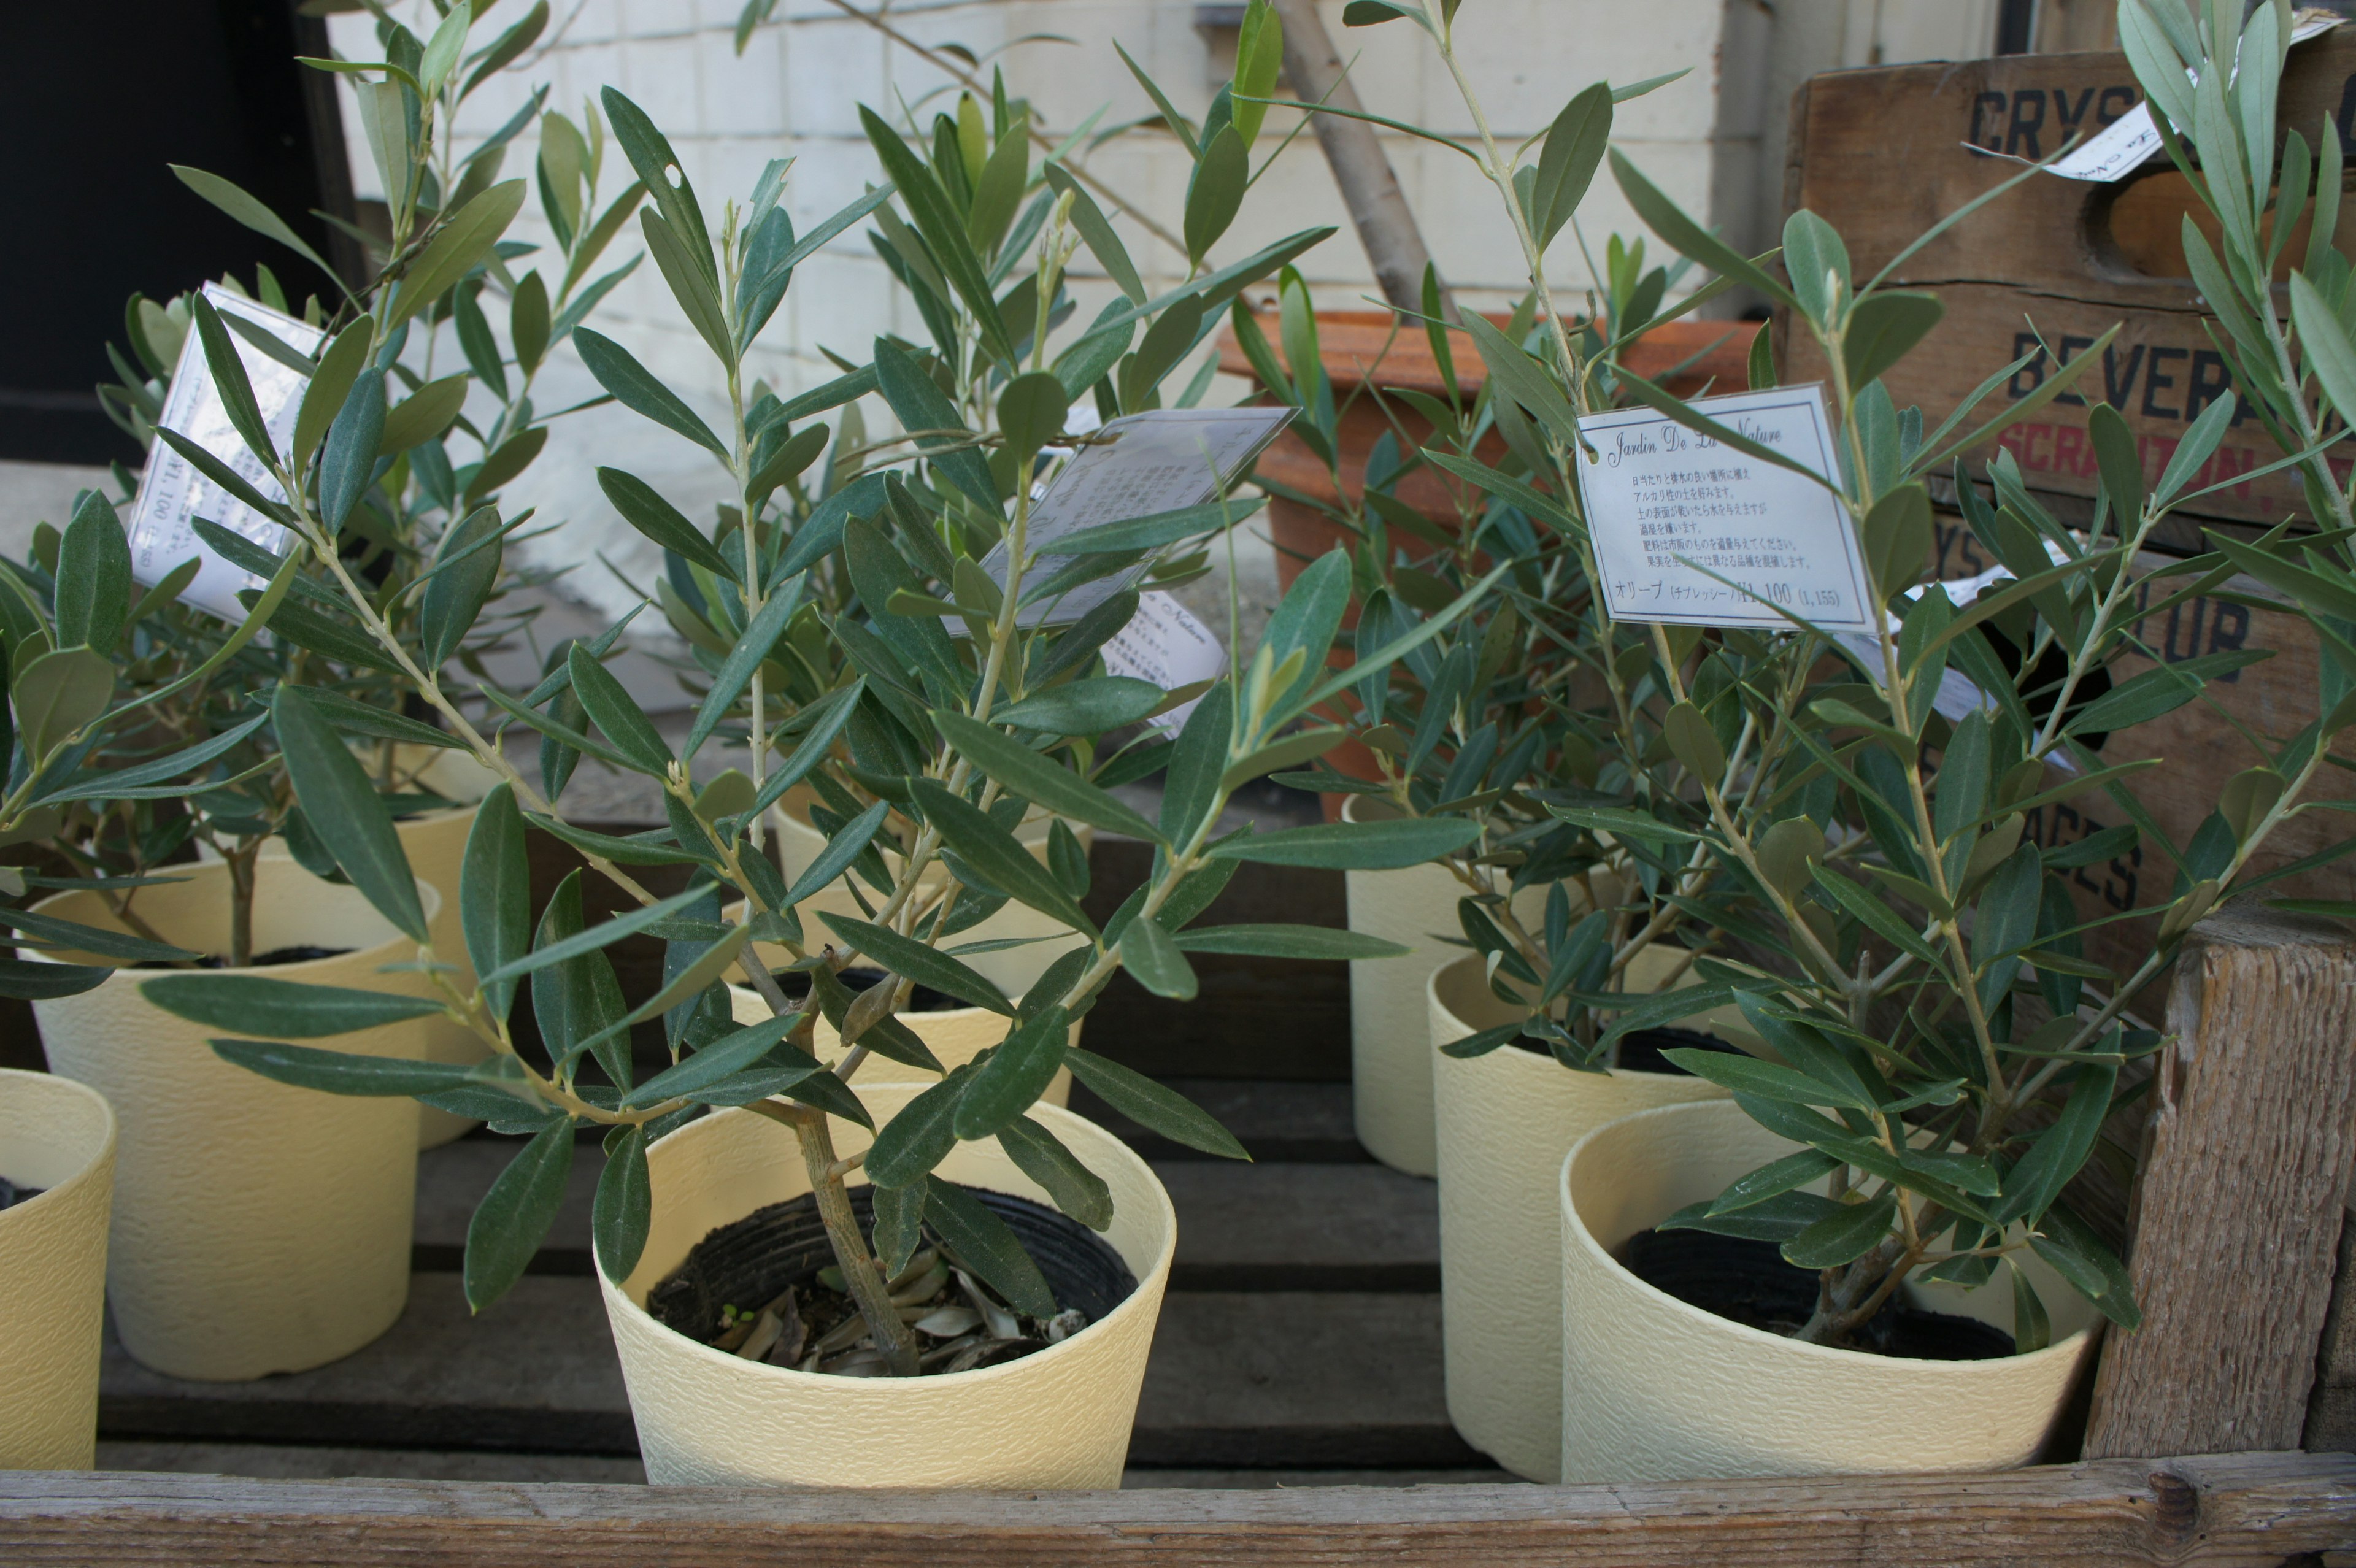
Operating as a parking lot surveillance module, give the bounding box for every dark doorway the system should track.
[0,2,356,466]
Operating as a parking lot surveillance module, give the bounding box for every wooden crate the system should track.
[1783,34,2356,546]
[1783,40,2356,964]
[1920,517,2355,975]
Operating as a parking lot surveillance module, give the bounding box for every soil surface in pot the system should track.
[1504,1025,1741,1074]
[790,966,963,1014]
[1622,1229,2015,1360]
[1614,1026,1740,1075]
[0,1176,44,1211]
[650,1183,1134,1377]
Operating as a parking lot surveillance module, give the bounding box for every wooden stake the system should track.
[2084,907,2356,1459]
[1270,0,1450,317]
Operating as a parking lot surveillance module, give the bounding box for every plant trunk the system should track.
[1796,1241,1910,1344]
[792,1110,923,1376]
[227,843,256,969]
[1272,0,1453,318]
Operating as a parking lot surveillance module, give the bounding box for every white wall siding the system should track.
[325,1,2002,629]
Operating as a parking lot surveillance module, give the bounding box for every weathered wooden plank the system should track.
[1069,1080,1367,1164]
[92,1443,1512,1489]
[0,997,39,1072]
[410,1139,1438,1291]
[96,1274,635,1455]
[1784,34,2356,535]
[2087,909,2356,1459]
[1148,1167,1439,1294]
[1083,842,1352,1080]
[2304,1201,2356,1453]
[6,1452,2354,1566]
[93,1442,649,1485]
[96,1277,1460,1469]
[1134,1293,1469,1469]
[1123,1469,1517,1489]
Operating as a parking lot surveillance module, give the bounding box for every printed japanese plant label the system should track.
[984,406,1294,627]
[1101,590,1227,735]
[1577,383,1877,636]
[125,283,325,621]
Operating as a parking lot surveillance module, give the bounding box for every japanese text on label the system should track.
[1577,383,1875,634]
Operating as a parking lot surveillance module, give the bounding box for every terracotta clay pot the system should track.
[1214,309,1762,589]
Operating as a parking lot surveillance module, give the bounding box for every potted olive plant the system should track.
[1546,0,2347,1484]
[1241,2,1793,1478]
[0,478,452,1384]
[142,34,1482,1485]
[1,0,623,1378]
[1259,0,2273,1482]
[1239,244,1760,1182]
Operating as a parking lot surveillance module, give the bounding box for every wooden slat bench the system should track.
[7,828,2355,1564]
[5,1453,2354,1565]
[87,1099,1472,1475]
[4,828,1500,1488]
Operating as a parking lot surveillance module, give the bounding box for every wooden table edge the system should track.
[2,1451,2352,1566]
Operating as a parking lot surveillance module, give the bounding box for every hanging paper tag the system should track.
[983,406,1294,628]
[125,284,325,621]
[1834,544,2081,771]
[1100,590,1228,735]
[1834,625,1996,725]
[2004,12,2341,183]
[1578,383,1877,634]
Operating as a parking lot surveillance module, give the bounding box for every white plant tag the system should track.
[1578,383,1877,634]
[1835,625,1998,726]
[2011,12,2339,183]
[983,406,1294,628]
[1836,544,2081,772]
[125,283,325,621]
[1101,590,1228,735]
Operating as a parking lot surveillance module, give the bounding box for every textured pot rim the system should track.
[719,909,1084,1012]
[774,790,1072,851]
[27,866,440,975]
[256,802,477,844]
[716,970,1013,1031]
[0,1066,115,1226]
[1560,1099,2095,1373]
[598,1089,1177,1393]
[389,802,481,830]
[1428,947,1747,1069]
